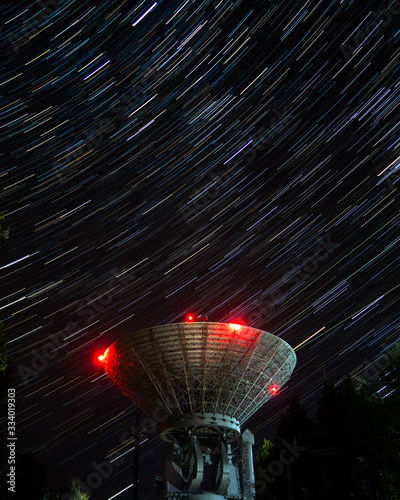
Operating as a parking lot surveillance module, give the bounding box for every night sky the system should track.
[1,0,400,498]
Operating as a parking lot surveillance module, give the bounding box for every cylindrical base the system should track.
[161,412,241,443]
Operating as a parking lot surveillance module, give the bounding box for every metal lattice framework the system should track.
[102,322,296,428]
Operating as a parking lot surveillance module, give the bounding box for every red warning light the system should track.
[270,385,278,395]
[95,348,109,366]
[229,318,245,331]
[186,313,195,322]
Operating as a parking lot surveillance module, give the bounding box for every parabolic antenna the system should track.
[101,321,296,499]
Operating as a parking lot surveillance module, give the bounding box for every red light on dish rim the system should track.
[229,318,245,331]
[95,348,109,365]
[270,385,278,395]
[186,313,195,322]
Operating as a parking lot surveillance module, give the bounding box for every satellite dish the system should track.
[101,321,296,498]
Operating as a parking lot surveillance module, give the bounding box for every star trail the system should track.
[1,0,399,498]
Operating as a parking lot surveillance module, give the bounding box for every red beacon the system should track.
[270,385,278,395]
[185,313,209,322]
[229,318,245,332]
[96,348,109,365]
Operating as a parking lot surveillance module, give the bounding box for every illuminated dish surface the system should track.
[102,322,296,428]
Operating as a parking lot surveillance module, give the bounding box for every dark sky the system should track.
[1,0,399,498]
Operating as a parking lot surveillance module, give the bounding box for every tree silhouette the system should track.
[47,476,91,499]
[256,394,315,499]
[378,344,400,496]
[255,359,400,499]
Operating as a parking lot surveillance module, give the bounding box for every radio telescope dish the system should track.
[101,321,296,499]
